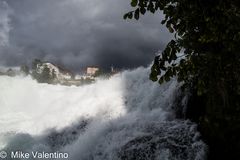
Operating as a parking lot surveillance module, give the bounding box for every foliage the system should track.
[38,67,51,83]
[6,68,16,77]
[93,69,103,77]
[20,65,29,75]
[31,59,57,84]
[32,59,41,71]
[93,69,112,78]
[80,77,95,85]
[31,59,42,82]
[125,0,240,158]
[124,0,240,95]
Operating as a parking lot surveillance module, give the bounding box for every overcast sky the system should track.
[0,0,171,72]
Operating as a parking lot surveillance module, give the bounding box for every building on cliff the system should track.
[86,67,99,77]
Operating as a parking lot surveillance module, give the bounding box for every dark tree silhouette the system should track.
[125,0,240,159]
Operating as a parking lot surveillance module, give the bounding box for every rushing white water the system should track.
[0,67,206,160]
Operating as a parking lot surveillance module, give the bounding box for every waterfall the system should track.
[0,67,206,160]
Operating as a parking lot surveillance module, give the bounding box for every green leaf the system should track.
[168,26,174,33]
[131,0,138,7]
[149,71,158,82]
[161,19,166,25]
[140,7,146,15]
[128,12,133,19]
[164,75,170,82]
[150,75,158,82]
[170,48,177,60]
[180,59,185,65]
[147,2,155,13]
[158,77,164,84]
[123,14,128,20]
[134,8,140,20]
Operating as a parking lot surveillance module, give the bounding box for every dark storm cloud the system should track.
[0,0,172,71]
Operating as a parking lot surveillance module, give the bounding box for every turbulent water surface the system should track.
[0,67,206,160]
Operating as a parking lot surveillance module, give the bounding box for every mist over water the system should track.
[0,67,206,160]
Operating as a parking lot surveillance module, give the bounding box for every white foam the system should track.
[0,67,207,160]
